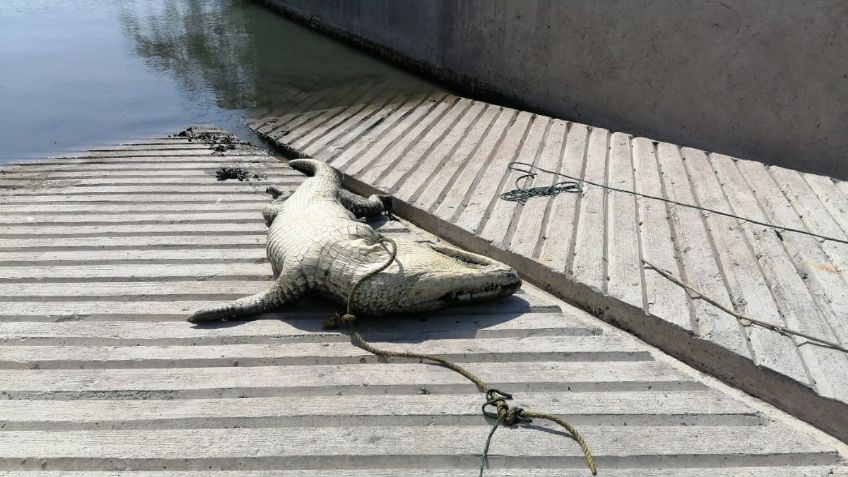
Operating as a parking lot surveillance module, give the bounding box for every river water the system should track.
[0,0,434,163]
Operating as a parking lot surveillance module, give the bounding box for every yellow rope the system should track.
[325,236,598,476]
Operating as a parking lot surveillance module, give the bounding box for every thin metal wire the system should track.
[644,260,848,353]
[500,161,848,246]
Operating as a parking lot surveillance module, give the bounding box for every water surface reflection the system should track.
[0,0,434,162]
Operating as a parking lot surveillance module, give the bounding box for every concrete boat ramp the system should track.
[247,85,848,443]
[0,128,845,475]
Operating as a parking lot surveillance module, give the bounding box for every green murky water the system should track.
[0,0,434,163]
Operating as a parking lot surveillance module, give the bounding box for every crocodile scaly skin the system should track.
[189,159,521,322]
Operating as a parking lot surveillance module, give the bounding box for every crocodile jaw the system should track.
[352,240,522,314]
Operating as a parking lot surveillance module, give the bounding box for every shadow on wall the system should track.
[118,0,436,113]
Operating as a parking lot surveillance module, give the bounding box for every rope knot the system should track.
[323,313,358,330]
[482,389,531,426]
[498,403,527,426]
[480,388,596,476]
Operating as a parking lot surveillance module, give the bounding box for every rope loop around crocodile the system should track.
[324,235,598,476]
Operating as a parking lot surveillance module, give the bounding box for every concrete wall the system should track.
[260,0,848,179]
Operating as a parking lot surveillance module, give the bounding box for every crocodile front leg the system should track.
[262,186,293,226]
[266,185,289,199]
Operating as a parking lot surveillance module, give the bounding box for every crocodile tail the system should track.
[188,284,288,322]
[288,159,340,180]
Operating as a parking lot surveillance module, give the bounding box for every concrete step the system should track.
[248,85,848,441]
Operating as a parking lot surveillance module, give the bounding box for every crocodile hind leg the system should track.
[338,189,392,218]
[188,271,306,322]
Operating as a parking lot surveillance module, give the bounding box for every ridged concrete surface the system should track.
[0,130,844,474]
[247,86,848,441]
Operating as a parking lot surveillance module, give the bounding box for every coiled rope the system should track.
[323,236,598,476]
[500,161,848,246]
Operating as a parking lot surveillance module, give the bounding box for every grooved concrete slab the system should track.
[0,128,844,474]
[247,87,848,442]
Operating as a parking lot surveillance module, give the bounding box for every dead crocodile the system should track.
[189,159,521,322]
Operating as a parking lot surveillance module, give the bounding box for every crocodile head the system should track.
[355,239,522,314]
